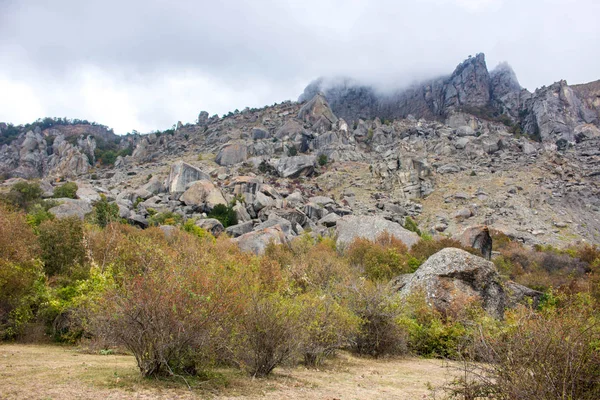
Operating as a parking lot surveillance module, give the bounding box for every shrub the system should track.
[299,293,359,366]
[345,280,408,357]
[318,154,328,166]
[26,204,55,232]
[148,211,182,226]
[182,219,215,243]
[404,216,421,236]
[3,181,43,210]
[232,292,303,376]
[207,204,237,228]
[346,233,410,281]
[398,292,474,359]
[53,182,78,199]
[447,297,600,399]
[93,234,245,377]
[93,194,119,228]
[0,205,45,339]
[38,217,87,277]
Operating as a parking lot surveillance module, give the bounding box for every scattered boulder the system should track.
[195,218,225,236]
[166,161,209,193]
[394,248,506,318]
[48,199,93,220]
[225,221,254,238]
[233,226,288,255]
[335,215,420,249]
[275,155,316,178]
[215,143,248,166]
[180,180,227,211]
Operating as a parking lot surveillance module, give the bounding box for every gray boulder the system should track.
[335,215,420,249]
[298,94,338,131]
[195,218,225,236]
[180,180,227,211]
[48,198,93,220]
[225,221,254,238]
[394,248,506,318]
[215,143,249,166]
[166,161,210,193]
[275,155,316,178]
[457,225,493,260]
[233,226,288,255]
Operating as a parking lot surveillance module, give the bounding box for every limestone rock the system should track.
[457,225,492,260]
[48,198,93,220]
[233,226,288,255]
[275,155,316,178]
[335,215,420,249]
[166,161,210,193]
[180,180,227,211]
[195,218,225,236]
[215,143,248,166]
[394,248,506,318]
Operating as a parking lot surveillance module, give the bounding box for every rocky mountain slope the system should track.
[2,53,600,251]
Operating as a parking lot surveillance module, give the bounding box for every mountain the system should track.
[2,53,600,250]
[299,53,598,144]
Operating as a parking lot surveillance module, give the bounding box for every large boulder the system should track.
[48,198,93,220]
[298,94,338,131]
[275,119,305,139]
[394,248,506,318]
[166,161,210,193]
[335,215,420,249]
[457,225,493,260]
[195,218,225,236]
[275,155,316,178]
[215,143,248,166]
[180,180,227,211]
[233,226,287,255]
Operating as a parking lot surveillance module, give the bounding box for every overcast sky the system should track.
[1,0,598,134]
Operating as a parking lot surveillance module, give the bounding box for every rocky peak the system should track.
[443,52,491,110]
[490,62,521,99]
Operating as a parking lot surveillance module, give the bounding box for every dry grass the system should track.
[0,343,456,399]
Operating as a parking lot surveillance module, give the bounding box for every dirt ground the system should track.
[0,344,458,399]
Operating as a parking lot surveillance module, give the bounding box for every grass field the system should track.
[0,344,457,399]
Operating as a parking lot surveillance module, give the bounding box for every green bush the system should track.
[93,194,119,228]
[299,293,359,366]
[3,181,43,210]
[182,220,215,242]
[232,292,304,376]
[403,216,421,236]
[318,154,328,166]
[38,217,87,278]
[148,211,182,227]
[346,233,410,281]
[0,205,45,339]
[207,204,238,228]
[53,182,78,199]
